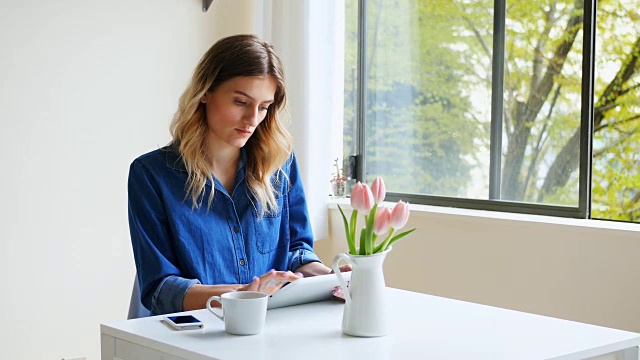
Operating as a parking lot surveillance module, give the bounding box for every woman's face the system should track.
[202,75,277,150]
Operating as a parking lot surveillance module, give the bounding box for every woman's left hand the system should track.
[240,269,302,294]
[294,262,352,277]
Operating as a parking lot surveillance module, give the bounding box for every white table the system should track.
[101,288,640,360]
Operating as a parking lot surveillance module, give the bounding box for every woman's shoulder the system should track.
[131,144,185,172]
[284,151,297,167]
[272,151,296,176]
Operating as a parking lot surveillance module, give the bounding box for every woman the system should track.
[128,34,343,315]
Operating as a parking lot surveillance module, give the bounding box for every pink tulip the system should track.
[373,206,392,235]
[350,182,374,212]
[371,176,386,204]
[390,200,410,229]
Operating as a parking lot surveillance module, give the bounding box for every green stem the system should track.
[363,204,377,255]
[374,228,395,253]
[358,228,366,255]
[372,233,378,250]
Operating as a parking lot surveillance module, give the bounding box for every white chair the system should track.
[128,275,151,319]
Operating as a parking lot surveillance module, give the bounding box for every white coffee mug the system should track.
[207,291,268,335]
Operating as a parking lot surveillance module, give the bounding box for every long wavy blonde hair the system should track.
[169,34,292,215]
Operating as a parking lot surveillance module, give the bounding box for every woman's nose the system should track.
[244,107,262,126]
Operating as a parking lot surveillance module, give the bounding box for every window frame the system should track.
[352,0,597,219]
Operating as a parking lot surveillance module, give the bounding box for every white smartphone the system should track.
[162,315,204,330]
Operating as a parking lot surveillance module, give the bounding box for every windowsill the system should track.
[327,197,640,234]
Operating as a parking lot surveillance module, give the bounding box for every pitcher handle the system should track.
[332,253,352,304]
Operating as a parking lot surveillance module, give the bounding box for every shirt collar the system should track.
[164,142,247,190]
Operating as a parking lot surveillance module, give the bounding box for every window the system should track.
[344,0,640,223]
[591,1,640,222]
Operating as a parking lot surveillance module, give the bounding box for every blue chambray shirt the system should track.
[127,144,320,315]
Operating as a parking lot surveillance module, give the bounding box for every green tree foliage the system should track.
[345,0,640,221]
[590,0,640,221]
[345,0,485,197]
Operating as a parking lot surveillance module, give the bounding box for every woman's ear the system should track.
[200,92,208,103]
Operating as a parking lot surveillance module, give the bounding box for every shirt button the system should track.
[239,259,245,266]
[233,226,239,233]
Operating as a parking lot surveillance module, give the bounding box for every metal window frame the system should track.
[354,0,596,219]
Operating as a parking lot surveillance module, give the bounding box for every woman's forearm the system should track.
[183,283,243,311]
[182,270,300,311]
[294,261,332,277]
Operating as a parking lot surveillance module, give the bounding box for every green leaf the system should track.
[338,205,356,255]
[349,209,358,252]
[374,228,395,253]
[384,228,417,251]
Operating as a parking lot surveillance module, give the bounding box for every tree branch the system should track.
[594,82,640,114]
[461,14,492,61]
[592,128,640,158]
[593,35,640,127]
[530,1,558,90]
[526,0,584,125]
[594,114,640,132]
[502,0,584,200]
[537,26,640,202]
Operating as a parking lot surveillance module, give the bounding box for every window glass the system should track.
[359,0,492,198]
[345,0,640,223]
[591,0,640,221]
[501,0,584,206]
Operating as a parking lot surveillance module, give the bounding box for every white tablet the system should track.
[267,272,351,310]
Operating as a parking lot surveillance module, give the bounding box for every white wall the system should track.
[317,203,640,333]
[0,1,227,358]
[3,1,639,358]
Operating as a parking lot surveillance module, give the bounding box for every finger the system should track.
[260,278,284,290]
[259,278,288,294]
[244,276,260,291]
[330,265,352,274]
[257,269,277,282]
[272,281,288,291]
[283,271,302,281]
[272,270,300,282]
[340,264,353,272]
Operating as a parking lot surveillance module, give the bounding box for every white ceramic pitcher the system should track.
[332,248,391,337]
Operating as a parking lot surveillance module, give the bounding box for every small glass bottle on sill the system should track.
[332,180,347,198]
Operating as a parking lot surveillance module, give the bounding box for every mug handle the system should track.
[332,253,352,304]
[206,295,224,321]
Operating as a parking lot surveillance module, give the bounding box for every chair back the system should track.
[128,275,151,319]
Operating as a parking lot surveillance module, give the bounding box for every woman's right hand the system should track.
[239,269,302,295]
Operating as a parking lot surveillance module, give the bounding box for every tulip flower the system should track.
[338,177,415,255]
[371,176,386,204]
[350,182,374,212]
[373,206,391,235]
[390,200,410,229]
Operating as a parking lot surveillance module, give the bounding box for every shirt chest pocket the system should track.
[253,194,287,254]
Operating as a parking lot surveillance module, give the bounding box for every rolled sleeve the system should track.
[288,248,321,272]
[152,276,201,315]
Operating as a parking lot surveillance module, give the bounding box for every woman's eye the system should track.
[234,99,247,106]
[259,106,269,112]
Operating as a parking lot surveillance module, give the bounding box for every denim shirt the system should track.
[127,145,320,315]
